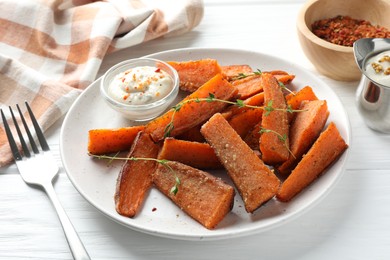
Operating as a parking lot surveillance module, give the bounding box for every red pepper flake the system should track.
[311,15,390,47]
[155,68,161,73]
[152,207,157,212]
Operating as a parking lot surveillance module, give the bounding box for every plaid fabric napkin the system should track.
[0,0,203,166]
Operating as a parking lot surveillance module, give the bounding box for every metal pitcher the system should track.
[354,38,390,134]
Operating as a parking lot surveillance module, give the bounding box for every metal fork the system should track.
[1,102,90,260]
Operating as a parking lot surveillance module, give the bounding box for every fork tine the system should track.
[1,108,23,161]
[17,104,39,154]
[25,102,50,151]
[9,106,31,158]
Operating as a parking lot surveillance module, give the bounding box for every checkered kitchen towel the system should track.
[0,0,203,166]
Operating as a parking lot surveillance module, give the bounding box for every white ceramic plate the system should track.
[60,48,351,240]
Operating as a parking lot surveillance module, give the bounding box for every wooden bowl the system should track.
[297,0,390,81]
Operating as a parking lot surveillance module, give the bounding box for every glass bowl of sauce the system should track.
[101,58,179,121]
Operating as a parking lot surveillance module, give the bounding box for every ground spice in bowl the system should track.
[311,15,390,47]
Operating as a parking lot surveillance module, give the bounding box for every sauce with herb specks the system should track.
[108,66,174,105]
[365,50,390,87]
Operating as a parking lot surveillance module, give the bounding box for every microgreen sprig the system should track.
[88,153,181,195]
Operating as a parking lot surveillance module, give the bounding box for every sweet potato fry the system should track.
[115,132,160,217]
[176,123,205,143]
[277,122,348,202]
[167,59,222,92]
[259,73,289,165]
[228,108,263,138]
[145,73,238,142]
[221,92,264,120]
[286,86,319,123]
[200,113,280,213]
[265,70,295,85]
[243,121,262,151]
[88,125,145,155]
[221,64,253,80]
[158,138,222,169]
[232,74,263,99]
[243,91,265,106]
[286,86,318,110]
[277,100,329,175]
[153,161,235,229]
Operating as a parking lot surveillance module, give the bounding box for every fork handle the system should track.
[43,181,91,260]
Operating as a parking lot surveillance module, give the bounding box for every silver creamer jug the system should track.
[354,38,390,134]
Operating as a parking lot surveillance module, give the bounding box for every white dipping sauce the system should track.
[365,50,390,87]
[108,66,174,105]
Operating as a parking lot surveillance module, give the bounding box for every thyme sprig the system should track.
[233,69,263,80]
[163,93,305,137]
[278,81,295,95]
[259,128,296,159]
[88,152,181,195]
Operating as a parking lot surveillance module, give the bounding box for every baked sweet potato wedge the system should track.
[176,123,206,143]
[276,122,348,202]
[221,64,253,81]
[167,59,222,92]
[221,92,264,120]
[277,100,329,175]
[153,161,235,229]
[145,73,238,142]
[259,73,289,165]
[286,86,318,110]
[265,70,295,85]
[227,107,263,138]
[243,91,265,106]
[158,138,222,169]
[286,86,319,124]
[200,113,280,213]
[232,74,263,99]
[88,125,145,155]
[115,132,160,217]
[243,121,262,151]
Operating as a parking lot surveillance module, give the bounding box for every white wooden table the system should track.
[1,0,390,259]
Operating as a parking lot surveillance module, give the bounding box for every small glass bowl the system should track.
[100,58,179,121]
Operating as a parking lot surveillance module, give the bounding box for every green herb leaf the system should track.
[286,104,293,114]
[278,81,286,89]
[173,103,182,112]
[264,100,274,116]
[254,69,262,75]
[259,128,271,134]
[236,99,245,107]
[164,122,174,138]
[170,185,178,195]
[206,93,215,102]
[236,73,247,79]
